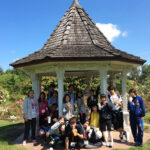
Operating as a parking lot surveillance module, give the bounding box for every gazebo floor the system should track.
[14,131,150,150]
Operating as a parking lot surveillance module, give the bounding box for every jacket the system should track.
[100,101,113,121]
[128,96,145,118]
[23,97,39,120]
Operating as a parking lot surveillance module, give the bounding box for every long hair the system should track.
[63,94,71,103]
[38,92,46,103]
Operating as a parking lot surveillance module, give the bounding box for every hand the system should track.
[129,97,133,103]
[68,104,71,109]
[36,116,39,120]
[53,118,58,122]
[25,114,28,122]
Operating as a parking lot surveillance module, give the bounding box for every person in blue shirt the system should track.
[128,89,146,147]
[48,90,58,110]
[67,85,76,106]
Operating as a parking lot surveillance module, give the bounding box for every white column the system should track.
[30,73,40,101]
[100,68,108,95]
[122,71,130,132]
[56,69,64,117]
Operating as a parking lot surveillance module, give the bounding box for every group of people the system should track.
[22,83,146,150]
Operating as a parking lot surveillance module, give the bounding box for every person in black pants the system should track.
[22,90,39,146]
[87,86,100,109]
[99,94,114,148]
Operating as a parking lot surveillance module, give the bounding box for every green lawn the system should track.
[0,120,27,150]
[0,136,27,150]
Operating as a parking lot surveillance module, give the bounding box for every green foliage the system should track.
[0,67,3,75]
[0,69,31,101]
[41,76,57,92]
[144,113,150,123]
[0,86,9,103]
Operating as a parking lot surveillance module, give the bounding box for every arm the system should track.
[35,99,39,117]
[77,133,84,139]
[23,99,28,121]
[87,97,90,108]
[140,98,146,117]
[128,101,134,112]
[51,121,61,131]
[65,137,69,150]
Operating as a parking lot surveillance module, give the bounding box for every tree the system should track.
[0,67,3,75]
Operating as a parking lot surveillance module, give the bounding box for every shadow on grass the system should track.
[0,122,24,145]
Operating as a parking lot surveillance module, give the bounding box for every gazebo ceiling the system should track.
[10,0,146,69]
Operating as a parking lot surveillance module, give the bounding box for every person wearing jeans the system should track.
[22,90,39,146]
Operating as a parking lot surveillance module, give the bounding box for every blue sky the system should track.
[0,0,150,71]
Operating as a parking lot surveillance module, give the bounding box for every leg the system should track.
[102,131,107,142]
[107,120,113,143]
[24,120,31,141]
[137,118,144,146]
[130,119,138,143]
[31,118,36,140]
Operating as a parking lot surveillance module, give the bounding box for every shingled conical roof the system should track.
[11,0,146,68]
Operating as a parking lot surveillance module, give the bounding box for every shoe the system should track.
[106,142,109,147]
[32,140,38,146]
[119,134,125,143]
[109,142,113,148]
[136,143,143,147]
[102,142,107,146]
[22,140,26,146]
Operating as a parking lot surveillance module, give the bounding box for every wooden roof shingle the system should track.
[10,0,146,68]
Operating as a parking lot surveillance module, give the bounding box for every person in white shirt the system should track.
[108,85,128,143]
[22,90,39,146]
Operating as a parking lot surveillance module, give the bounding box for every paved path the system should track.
[15,131,150,150]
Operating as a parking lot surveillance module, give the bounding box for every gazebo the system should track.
[10,0,146,131]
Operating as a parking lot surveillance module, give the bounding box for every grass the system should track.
[113,140,150,150]
[0,120,27,150]
[0,136,27,150]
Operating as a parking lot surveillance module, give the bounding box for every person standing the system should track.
[48,90,58,110]
[63,94,74,121]
[87,87,99,109]
[38,92,48,128]
[67,85,76,107]
[22,90,39,146]
[47,83,56,100]
[99,94,113,148]
[76,91,86,124]
[108,85,127,143]
[128,89,146,147]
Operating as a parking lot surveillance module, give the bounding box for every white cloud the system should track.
[96,23,127,42]
[122,31,128,37]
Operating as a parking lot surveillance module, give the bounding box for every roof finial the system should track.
[71,0,81,8]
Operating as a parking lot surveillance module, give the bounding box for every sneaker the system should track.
[102,142,107,146]
[32,140,38,146]
[119,134,125,143]
[106,142,109,147]
[22,140,26,146]
[109,142,113,148]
